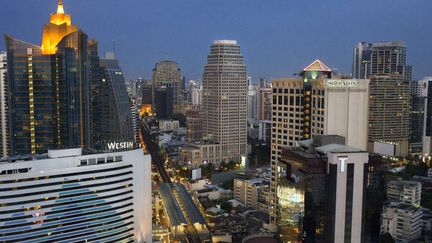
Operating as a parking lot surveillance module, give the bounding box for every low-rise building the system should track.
[234,178,270,212]
[179,141,230,167]
[381,202,423,242]
[387,180,422,207]
[159,120,180,131]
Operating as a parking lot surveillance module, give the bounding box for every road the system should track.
[139,118,171,183]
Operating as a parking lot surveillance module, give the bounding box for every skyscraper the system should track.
[281,135,368,242]
[202,40,247,161]
[99,52,133,144]
[247,84,257,120]
[422,78,432,155]
[0,52,8,158]
[269,60,370,239]
[257,78,272,121]
[152,60,183,116]
[5,0,90,155]
[353,41,412,81]
[368,75,411,156]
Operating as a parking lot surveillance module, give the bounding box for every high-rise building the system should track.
[5,0,90,155]
[202,40,247,161]
[247,84,257,120]
[421,78,432,155]
[98,52,133,144]
[410,78,429,154]
[0,148,152,242]
[269,60,370,236]
[368,75,411,157]
[190,82,202,106]
[280,135,368,242]
[0,52,8,158]
[152,60,183,116]
[154,86,174,120]
[257,78,272,121]
[186,106,202,142]
[353,41,412,81]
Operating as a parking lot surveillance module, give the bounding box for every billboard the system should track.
[191,168,202,180]
[373,141,395,156]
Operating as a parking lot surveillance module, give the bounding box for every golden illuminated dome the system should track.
[41,0,78,54]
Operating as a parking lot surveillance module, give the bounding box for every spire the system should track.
[57,0,64,14]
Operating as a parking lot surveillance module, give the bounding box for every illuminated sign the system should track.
[327,79,357,87]
[107,141,134,150]
[338,156,348,172]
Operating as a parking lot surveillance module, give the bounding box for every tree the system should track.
[379,233,394,243]
[220,201,233,213]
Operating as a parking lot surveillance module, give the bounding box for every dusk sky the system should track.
[2,0,431,81]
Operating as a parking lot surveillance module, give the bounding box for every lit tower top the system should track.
[41,0,78,54]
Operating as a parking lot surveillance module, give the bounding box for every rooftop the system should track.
[303,59,332,72]
[213,40,238,45]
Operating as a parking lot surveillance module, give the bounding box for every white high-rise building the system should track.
[202,40,247,161]
[0,52,7,158]
[0,148,152,242]
[191,83,202,106]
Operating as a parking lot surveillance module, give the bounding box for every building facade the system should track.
[387,180,422,207]
[98,52,133,144]
[269,60,370,232]
[186,106,202,142]
[279,135,368,242]
[368,75,411,157]
[381,202,423,242]
[0,52,8,158]
[5,1,90,155]
[257,78,272,121]
[0,148,152,242]
[353,41,412,81]
[152,60,183,116]
[202,40,247,161]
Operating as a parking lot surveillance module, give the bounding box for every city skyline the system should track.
[1,0,431,81]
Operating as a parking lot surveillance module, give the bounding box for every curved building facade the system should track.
[0,148,152,242]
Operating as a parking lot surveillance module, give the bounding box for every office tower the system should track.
[363,154,386,242]
[152,60,183,115]
[368,75,411,156]
[269,60,370,235]
[5,0,90,155]
[247,84,257,120]
[202,40,247,161]
[410,79,429,154]
[257,78,272,121]
[0,52,7,157]
[280,135,368,242]
[190,82,202,106]
[353,41,412,81]
[186,106,202,142]
[88,39,103,148]
[99,52,133,143]
[0,148,152,242]
[154,86,174,119]
[421,78,432,155]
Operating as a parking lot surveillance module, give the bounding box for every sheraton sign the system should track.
[327,79,357,87]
